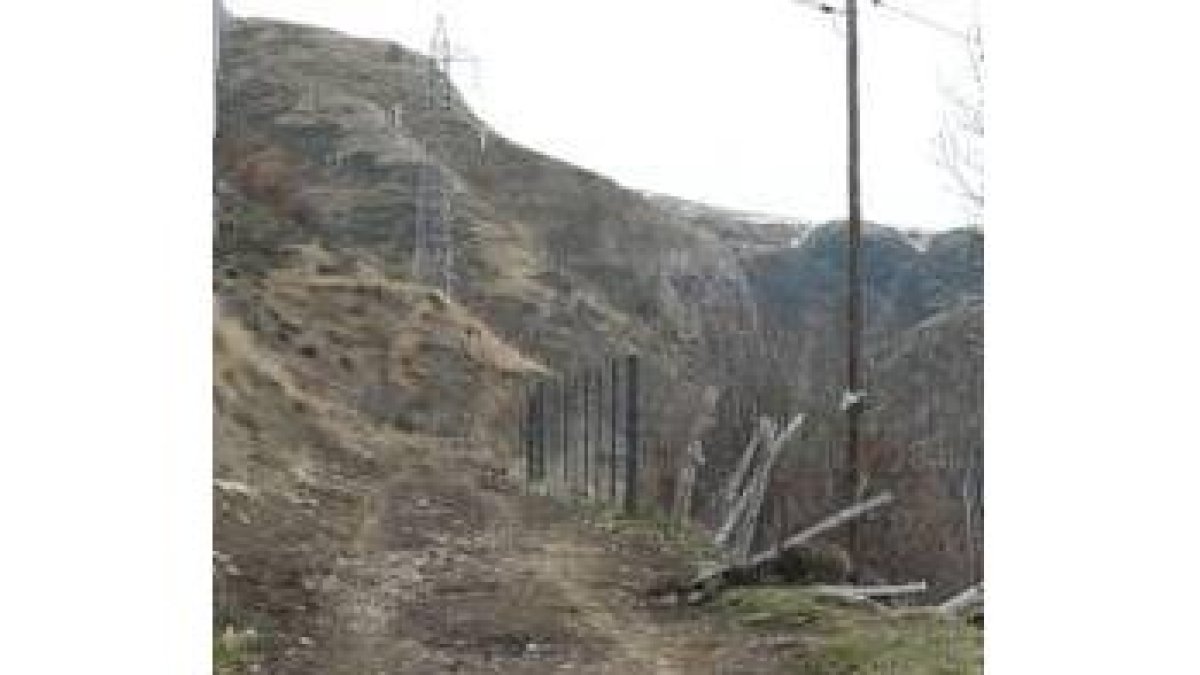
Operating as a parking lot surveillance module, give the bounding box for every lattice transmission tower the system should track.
[412,12,481,295]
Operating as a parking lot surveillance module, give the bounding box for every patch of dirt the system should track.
[244,436,806,674]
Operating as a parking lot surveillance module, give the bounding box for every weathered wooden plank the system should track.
[714,418,778,549]
[747,491,895,568]
[672,440,705,523]
[694,492,896,597]
[732,412,806,561]
[809,582,928,599]
[721,416,770,509]
[938,583,984,616]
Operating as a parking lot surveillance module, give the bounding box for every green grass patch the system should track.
[212,634,244,672]
[213,625,270,674]
[212,613,274,674]
[717,586,832,628]
[717,587,983,675]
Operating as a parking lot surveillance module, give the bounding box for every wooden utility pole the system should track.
[844,0,865,533]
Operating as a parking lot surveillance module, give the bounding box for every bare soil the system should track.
[221,435,807,674]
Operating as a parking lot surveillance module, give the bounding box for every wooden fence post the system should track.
[673,440,705,524]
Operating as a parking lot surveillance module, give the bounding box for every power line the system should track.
[871,0,972,43]
[790,0,844,15]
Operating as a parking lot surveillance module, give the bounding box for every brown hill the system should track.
[213,15,983,673]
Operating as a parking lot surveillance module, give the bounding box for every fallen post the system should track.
[714,418,777,548]
[721,417,770,510]
[690,492,895,601]
[938,582,984,616]
[809,582,928,600]
[732,412,806,561]
[749,491,895,567]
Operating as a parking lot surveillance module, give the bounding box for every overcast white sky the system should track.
[224,0,979,230]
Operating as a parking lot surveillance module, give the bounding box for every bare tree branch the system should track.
[937,25,984,224]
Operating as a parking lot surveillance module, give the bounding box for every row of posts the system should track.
[519,354,640,513]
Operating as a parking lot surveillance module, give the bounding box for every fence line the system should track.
[520,353,643,513]
[512,348,980,598]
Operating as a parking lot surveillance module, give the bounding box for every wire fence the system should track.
[512,343,982,598]
[517,354,647,512]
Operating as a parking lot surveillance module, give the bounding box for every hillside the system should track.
[213,15,983,673]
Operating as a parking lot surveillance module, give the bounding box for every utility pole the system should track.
[789,0,975,558]
[844,0,865,515]
[788,0,866,543]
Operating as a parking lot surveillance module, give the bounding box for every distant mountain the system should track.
[640,191,812,254]
[743,222,982,340]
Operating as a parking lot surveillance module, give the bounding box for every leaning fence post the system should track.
[624,353,639,514]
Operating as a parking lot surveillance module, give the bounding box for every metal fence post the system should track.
[610,358,619,502]
[536,381,547,484]
[624,353,639,514]
[583,368,591,498]
[561,375,569,490]
[522,386,532,487]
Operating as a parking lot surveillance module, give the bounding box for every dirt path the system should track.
[272,441,800,674]
[520,536,689,674]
